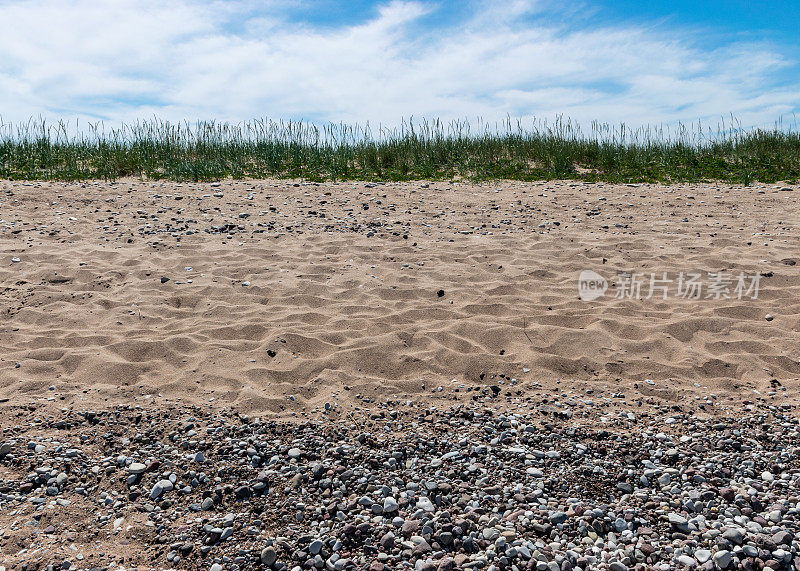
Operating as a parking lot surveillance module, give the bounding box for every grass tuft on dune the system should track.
[1,116,798,183]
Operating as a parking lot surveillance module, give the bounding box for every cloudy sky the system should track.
[0,0,798,129]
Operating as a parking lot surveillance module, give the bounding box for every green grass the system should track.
[1,116,798,184]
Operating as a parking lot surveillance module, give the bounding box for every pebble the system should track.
[261,547,276,566]
[383,496,398,513]
[695,549,712,563]
[150,482,164,499]
[722,527,743,545]
[128,462,146,475]
[309,539,323,555]
[1,403,799,571]
[713,550,732,569]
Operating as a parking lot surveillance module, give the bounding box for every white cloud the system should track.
[0,0,797,130]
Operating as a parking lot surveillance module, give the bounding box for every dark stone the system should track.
[772,530,792,546]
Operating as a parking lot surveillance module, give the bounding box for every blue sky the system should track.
[0,0,798,130]
[596,1,800,41]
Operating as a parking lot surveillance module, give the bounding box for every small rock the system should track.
[713,550,732,569]
[772,530,792,546]
[261,547,276,566]
[309,539,323,555]
[128,463,146,475]
[150,482,164,499]
[383,496,398,513]
[722,528,743,546]
[695,549,712,564]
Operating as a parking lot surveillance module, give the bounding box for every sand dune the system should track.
[1,179,798,417]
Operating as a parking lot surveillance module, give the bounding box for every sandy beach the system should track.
[2,0,799,567]
[1,178,798,417]
[1,179,800,570]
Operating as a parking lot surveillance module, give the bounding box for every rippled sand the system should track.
[1,178,798,417]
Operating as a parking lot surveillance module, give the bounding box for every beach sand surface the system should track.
[1,178,798,417]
